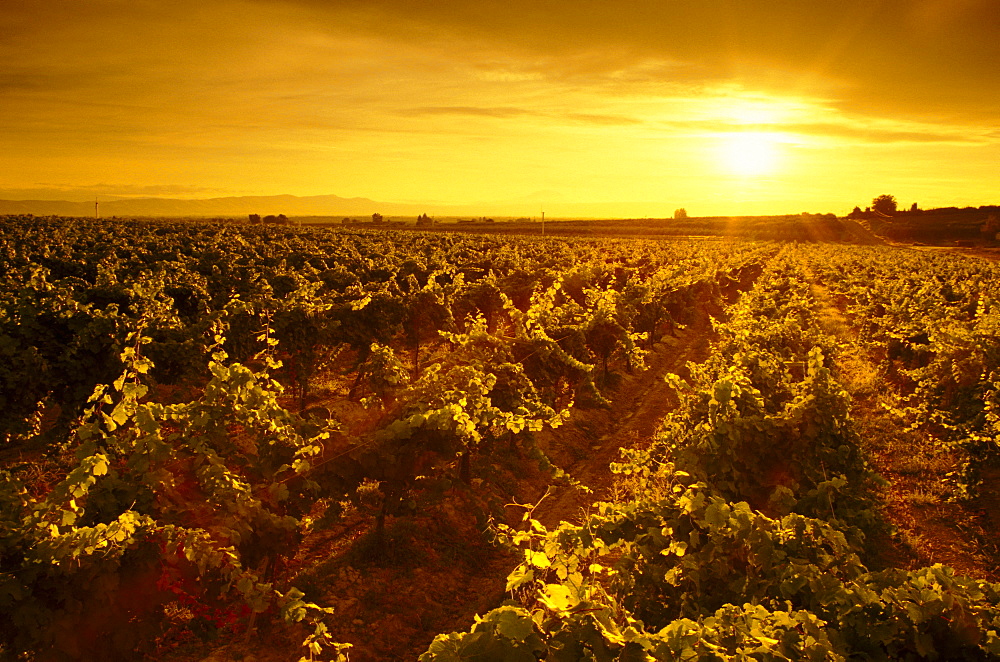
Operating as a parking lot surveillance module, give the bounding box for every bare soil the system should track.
[531,321,716,529]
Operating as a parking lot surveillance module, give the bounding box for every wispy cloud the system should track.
[402,106,537,118]
[273,0,1000,124]
[564,112,644,126]
[401,106,643,127]
[654,118,992,146]
[781,122,992,146]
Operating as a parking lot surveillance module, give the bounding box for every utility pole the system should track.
[95,198,99,219]
[541,209,545,237]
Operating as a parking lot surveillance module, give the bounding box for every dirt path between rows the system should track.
[530,318,717,529]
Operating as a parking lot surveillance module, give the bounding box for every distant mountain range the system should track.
[0,193,677,219]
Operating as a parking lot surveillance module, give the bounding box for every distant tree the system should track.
[249,214,261,224]
[847,206,863,219]
[872,194,897,216]
[674,208,688,219]
[372,212,384,223]
[910,202,919,213]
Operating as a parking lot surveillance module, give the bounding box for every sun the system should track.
[719,132,780,177]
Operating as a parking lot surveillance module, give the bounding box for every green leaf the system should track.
[527,550,551,569]
[236,575,255,596]
[538,584,577,613]
[704,501,729,528]
[493,608,536,643]
[270,482,290,502]
[505,565,534,592]
[111,404,129,426]
[92,457,109,476]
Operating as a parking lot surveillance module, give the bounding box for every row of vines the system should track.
[803,245,1000,500]
[421,247,1000,660]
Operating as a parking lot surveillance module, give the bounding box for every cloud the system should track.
[6,0,995,134]
[267,0,1000,124]
[0,72,47,92]
[401,106,642,126]
[402,106,537,118]
[781,122,992,146]
[563,112,643,126]
[656,118,993,146]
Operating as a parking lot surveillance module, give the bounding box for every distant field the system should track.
[318,212,862,242]
[13,206,996,246]
[312,207,1000,245]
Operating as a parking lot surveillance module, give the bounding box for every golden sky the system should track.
[2,0,998,216]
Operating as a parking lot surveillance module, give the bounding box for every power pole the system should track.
[95,198,99,219]
[541,210,545,237]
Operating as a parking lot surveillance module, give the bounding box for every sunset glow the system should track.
[719,133,782,178]
[1,1,998,216]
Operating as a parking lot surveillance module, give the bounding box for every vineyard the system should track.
[2,215,1000,661]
